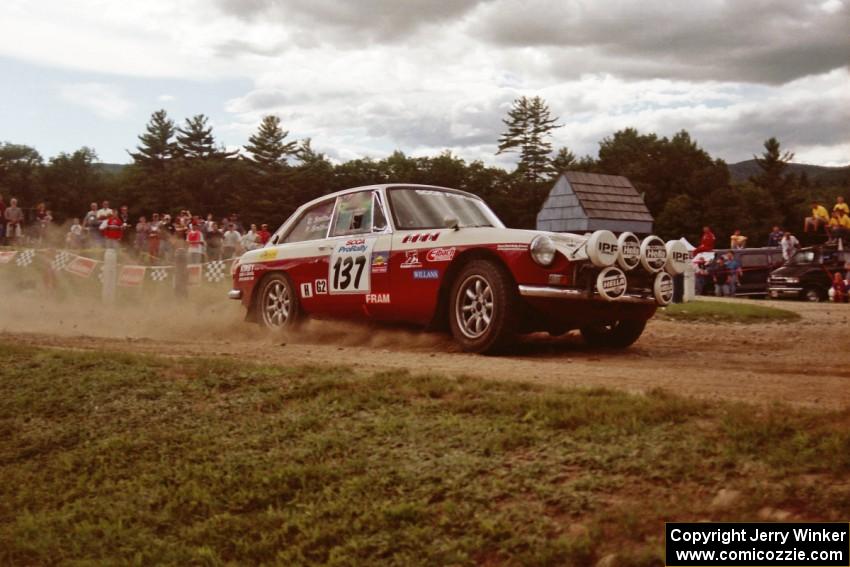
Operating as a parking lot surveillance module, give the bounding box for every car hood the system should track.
[771,265,813,277]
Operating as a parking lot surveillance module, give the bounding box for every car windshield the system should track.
[788,250,815,265]
[387,187,503,230]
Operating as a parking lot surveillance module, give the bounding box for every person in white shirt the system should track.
[222,225,241,259]
[96,200,114,224]
[781,232,800,262]
[240,224,259,252]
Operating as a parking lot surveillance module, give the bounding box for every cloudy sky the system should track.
[1,0,849,167]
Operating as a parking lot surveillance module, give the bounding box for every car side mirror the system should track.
[443,216,459,230]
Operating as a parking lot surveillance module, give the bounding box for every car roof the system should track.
[295,184,481,212]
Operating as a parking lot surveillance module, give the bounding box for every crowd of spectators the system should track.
[0,194,274,263]
[691,195,849,300]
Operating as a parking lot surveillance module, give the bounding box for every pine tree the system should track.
[244,115,298,171]
[550,147,576,177]
[176,114,236,160]
[496,96,561,182]
[129,109,176,168]
[751,137,797,225]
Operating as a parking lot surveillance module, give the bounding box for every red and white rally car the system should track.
[229,184,688,353]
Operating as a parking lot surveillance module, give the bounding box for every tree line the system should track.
[1,96,847,245]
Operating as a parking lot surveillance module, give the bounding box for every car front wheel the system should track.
[580,319,646,349]
[803,287,823,302]
[255,273,301,330]
[449,259,519,354]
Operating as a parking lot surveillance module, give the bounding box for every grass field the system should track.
[660,300,801,324]
[1,344,849,565]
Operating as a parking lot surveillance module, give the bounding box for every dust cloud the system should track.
[0,272,451,352]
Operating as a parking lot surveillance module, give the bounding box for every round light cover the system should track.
[616,232,641,271]
[639,235,667,273]
[585,230,619,268]
[595,266,628,301]
[653,271,675,305]
[664,240,690,275]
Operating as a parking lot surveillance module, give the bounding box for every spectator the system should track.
[206,222,223,260]
[223,224,241,259]
[118,205,132,244]
[4,198,24,245]
[834,196,850,216]
[831,272,848,303]
[803,201,830,234]
[709,255,730,297]
[241,224,259,251]
[724,251,743,296]
[100,210,124,249]
[693,226,716,255]
[66,218,83,249]
[780,232,800,262]
[829,209,850,243]
[96,200,113,223]
[0,194,6,243]
[730,229,747,249]
[186,222,205,264]
[228,213,244,233]
[160,214,175,260]
[767,226,784,247]
[173,216,188,245]
[147,213,162,259]
[83,202,100,246]
[257,223,272,245]
[693,257,709,295]
[135,216,149,253]
[34,205,52,243]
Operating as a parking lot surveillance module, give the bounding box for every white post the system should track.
[683,261,695,302]
[102,248,117,304]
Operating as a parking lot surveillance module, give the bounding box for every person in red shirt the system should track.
[257,223,272,245]
[186,222,205,264]
[693,226,716,255]
[100,211,124,249]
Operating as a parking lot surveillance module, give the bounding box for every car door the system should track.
[322,190,393,319]
[271,198,336,316]
[738,252,768,294]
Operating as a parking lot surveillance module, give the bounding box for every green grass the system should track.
[660,300,801,323]
[1,345,848,565]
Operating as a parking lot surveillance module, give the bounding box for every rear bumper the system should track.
[518,285,656,305]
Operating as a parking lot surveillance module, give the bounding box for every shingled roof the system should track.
[536,171,654,234]
[562,171,653,222]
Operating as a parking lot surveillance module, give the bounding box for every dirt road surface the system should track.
[2,296,848,409]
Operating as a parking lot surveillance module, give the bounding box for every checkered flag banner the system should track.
[149,266,170,283]
[15,249,35,267]
[51,250,72,271]
[204,260,230,283]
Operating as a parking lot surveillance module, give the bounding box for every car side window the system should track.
[740,253,766,268]
[283,199,335,243]
[330,191,374,237]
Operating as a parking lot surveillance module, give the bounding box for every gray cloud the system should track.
[474,0,850,84]
[215,0,489,45]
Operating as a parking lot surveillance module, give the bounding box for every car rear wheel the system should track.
[580,319,646,349]
[449,259,518,354]
[255,273,302,330]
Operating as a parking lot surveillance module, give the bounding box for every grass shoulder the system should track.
[659,299,801,324]
[0,343,846,566]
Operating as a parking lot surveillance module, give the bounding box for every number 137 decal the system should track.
[329,237,376,293]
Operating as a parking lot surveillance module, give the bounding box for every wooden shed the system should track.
[536,171,654,234]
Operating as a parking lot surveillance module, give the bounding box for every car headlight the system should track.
[530,235,556,266]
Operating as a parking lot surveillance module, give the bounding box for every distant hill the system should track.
[95,163,128,175]
[728,160,850,186]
